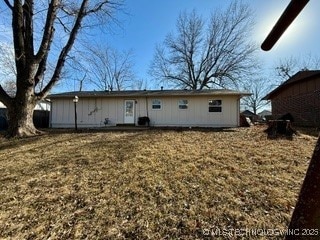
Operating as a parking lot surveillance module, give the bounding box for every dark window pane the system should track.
[152,105,161,109]
[179,105,188,109]
[209,106,222,112]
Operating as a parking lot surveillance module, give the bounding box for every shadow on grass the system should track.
[0,129,97,151]
[41,126,238,134]
[0,131,48,151]
[149,126,237,133]
[43,127,150,135]
[296,127,319,137]
[0,126,236,152]
[0,128,148,152]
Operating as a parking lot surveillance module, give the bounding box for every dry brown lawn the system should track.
[0,126,317,239]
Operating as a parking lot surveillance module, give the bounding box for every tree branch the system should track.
[37,0,89,99]
[85,1,116,15]
[3,0,13,10]
[34,55,48,87]
[0,84,13,107]
[12,1,26,76]
[35,0,60,62]
[23,0,35,63]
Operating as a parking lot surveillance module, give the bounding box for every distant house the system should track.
[263,70,320,127]
[48,89,250,128]
[258,109,272,120]
[241,110,259,123]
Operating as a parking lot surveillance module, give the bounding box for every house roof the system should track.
[263,70,320,100]
[241,110,257,116]
[258,110,272,116]
[48,89,251,99]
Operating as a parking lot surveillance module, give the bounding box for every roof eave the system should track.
[47,90,252,99]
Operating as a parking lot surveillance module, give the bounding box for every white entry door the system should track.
[124,100,135,124]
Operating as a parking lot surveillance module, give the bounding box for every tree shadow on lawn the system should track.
[296,127,319,137]
[0,131,49,151]
[150,126,237,133]
[44,126,238,134]
[0,126,156,153]
[0,129,105,152]
[0,126,235,152]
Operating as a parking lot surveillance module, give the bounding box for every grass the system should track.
[0,126,317,239]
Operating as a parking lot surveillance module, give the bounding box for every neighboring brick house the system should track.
[263,70,320,127]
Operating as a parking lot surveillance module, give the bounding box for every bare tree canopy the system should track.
[0,43,16,92]
[241,78,271,114]
[69,46,135,91]
[275,54,320,83]
[0,0,122,137]
[150,0,258,90]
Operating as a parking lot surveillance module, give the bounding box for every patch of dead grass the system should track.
[0,126,317,239]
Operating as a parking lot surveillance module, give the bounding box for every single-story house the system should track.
[240,110,259,123]
[48,89,250,128]
[263,70,320,127]
[258,109,272,120]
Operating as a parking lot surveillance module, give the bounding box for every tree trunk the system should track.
[6,97,41,138]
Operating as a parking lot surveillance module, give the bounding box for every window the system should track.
[152,99,162,109]
[209,100,222,112]
[178,99,188,109]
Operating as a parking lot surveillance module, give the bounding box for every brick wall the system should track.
[272,90,320,127]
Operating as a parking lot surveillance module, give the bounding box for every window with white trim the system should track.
[209,100,222,112]
[178,99,188,109]
[152,99,162,109]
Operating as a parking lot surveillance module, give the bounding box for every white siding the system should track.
[50,95,240,128]
[147,96,238,127]
[51,99,74,127]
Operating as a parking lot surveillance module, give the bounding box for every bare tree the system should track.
[130,78,148,90]
[0,41,54,93]
[150,0,257,90]
[85,46,135,91]
[241,79,271,114]
[275,54,320,83]
[0,0,122,137]
[0,43,16,92]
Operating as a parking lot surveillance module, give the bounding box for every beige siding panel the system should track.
[51,95,240,128]
[116,99,123,124]
[51,99,74,128]
[147,96,238,127]
[136,97,148,119]
[101,98,118,126]
[107,98,115,126]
